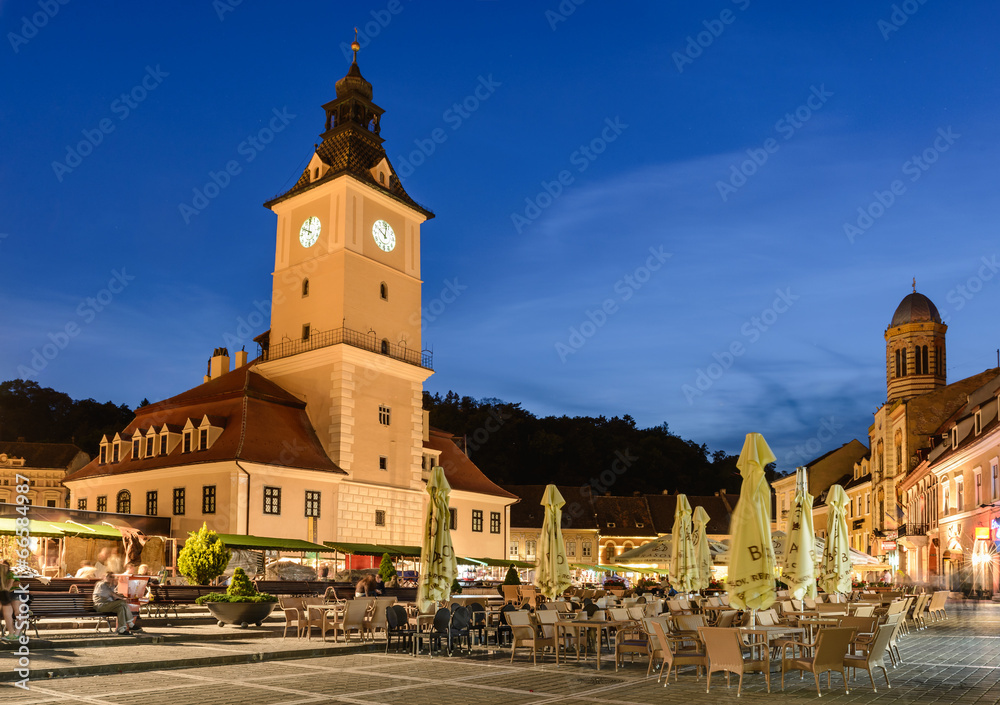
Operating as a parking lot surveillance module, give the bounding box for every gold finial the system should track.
[912,277,916,293]
[351,28,360,62]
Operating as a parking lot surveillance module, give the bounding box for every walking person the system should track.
[1,560,20,641]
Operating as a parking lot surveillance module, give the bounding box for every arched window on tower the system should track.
[380,339,389,355]
[920,345,929,374]
[302,278,309,297]
[936,346,944,375]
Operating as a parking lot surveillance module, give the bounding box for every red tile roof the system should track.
[424,428,519,500]
[64,364,344,482]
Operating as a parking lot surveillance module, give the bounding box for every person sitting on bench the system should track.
[92,574,142,635]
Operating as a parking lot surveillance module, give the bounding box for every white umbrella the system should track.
[783,467,817,600]
[614,534,728,565]
[534,484,572,599]
[416,466,458,612]
[727,432,777,611]
[670,494,698,592]
[692,505,712,591]
[818,484,852,595]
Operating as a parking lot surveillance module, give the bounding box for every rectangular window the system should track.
[866,492,871,514]
[582,541,592,557]
[160,435,168,455]
[490,511,501,534]
[975,411,982,435]
[112,445,119,463]
[449,508,457,531]
[145,437,154,456]
[379,405,391,426]
[100,446,106,464]
[199,428,208,450]
[202,485,216,514]
[78,498,87,510]
[146,491,158,516]
[566,540,576,556]
[472,509,483,532]
[375,510,386,526]
[509,541,519,559]
[305,491,321,517]
[379,456,388,471]
[97,495,107,512]
[46,499,55,507]
[975,472,982,506]
[993,461,999,499]
[173,488,185,515]
[957,480,964,511]
[264,486,281,515]
[183,432,192,453]
[132,439,139,458]
[302,323,310,340]
[525,540,536,559]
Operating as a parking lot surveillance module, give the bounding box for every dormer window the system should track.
[313,167,320,181]
[183,432,192,453]
[199,428,208,450]
[975,411,982,436]
[379,171,385,184]
[607,522,616,528]
[159,435,168,455]
[112,444,120,463]
[145,436,154,457]
[100,446,107,464]
[132,439,140,458]
[951,427,959,448]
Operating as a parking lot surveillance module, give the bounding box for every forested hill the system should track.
[0,380,135,455]
[424,391,770,496]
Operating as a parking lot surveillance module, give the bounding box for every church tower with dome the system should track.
[885,282,947,404]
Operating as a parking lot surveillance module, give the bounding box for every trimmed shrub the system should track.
[378,553,397,583]
[177,523,231,586]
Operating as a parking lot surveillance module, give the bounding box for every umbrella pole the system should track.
[748,608,757,626]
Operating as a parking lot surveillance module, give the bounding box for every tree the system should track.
[177,523,231,585]
[503,564,521,585]
[227,567,256,597]
[378,552,397,583]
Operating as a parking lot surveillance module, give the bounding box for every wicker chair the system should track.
[700,626,770,695]
[649,617,705,684]
[508,610,554,665]
[844,623,895,691]
[780,627,855,696]
[614,623,650,672]
[278,597,305,639]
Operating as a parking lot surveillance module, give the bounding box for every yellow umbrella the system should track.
[417,466,458,612]
[670,494,698,593]
[783,467,817,600]
[692,505,712,591]
[818,484,851,595]
[727,432,777,611]
[534,484,572,599]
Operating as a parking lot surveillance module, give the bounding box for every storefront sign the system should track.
[880,540,897,551]
[975,526,990,540]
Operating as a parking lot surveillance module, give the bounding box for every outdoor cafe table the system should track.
[554,618,631,671]
[738,625,806,665]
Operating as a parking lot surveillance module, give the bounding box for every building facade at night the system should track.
[63,54,517,560]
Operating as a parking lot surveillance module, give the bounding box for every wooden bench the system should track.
[24,592,117,636]
[147,584,218,619]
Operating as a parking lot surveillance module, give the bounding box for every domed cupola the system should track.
[885,280,947,403]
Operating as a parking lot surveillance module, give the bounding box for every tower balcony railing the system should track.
[262,326,432,369]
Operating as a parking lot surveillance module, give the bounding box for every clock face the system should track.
[299,217,321,248]
[372,219,396,252]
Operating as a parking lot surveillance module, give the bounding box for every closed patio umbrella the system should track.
[534,484,572,599]
[692,505,712,591]
[417,466,458,612]
[670,494,698,593]
[783,467,817,600]
[727,432,777,612]
[818,484,851,595]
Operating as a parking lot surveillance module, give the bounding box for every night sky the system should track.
[3,1,999,473]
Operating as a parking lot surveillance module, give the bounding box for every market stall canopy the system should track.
[0,519,123,539]
[464,556,533,569]
[210,533,335,552]
[613,534,729,565]
[323,541,421,556]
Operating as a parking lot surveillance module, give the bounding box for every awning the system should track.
[464,557,534,569]
[323,541,421,556]
[212,533,335,552]
[0,519,123,539]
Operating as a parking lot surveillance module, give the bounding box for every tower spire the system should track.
[351,28,360,64]
[912,277,916,293]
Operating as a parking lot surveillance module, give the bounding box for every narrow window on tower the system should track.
[379,405,391,426]
[302,323,311,340]
[380,338,389,354]
[380,282,388,301]
[921,345,929,375]
[894,349,901,378]
[379,456,388,471]
[302,278,309,297]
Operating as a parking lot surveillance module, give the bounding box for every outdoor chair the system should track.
[700,626,770,695]
[519,585,540,610]
[649,617,705,683]
[364,596,396,640]
[449,605,473,654]
[627,605,646,622]
[323,585,345,605]
[300,596,326,639]
[614,622,650,672]
[385,604,415,654]
[715,610,739,628]
[413,608,453,656]
[907,595,928,631]
[502,584,521,606]
[780,627,855,696]
[852,603,875,617]
[882,613,904,666]
[278,597,305,639]
[468,602,489,645]
[324,597,369,642]
[844,624,894,692]
[508,610,554,665]
[927,591,948,622]
[496,603,517,646]
[609,607,631,622]
[839,616,878,654]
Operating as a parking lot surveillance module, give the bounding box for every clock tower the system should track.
[256,42,435,525]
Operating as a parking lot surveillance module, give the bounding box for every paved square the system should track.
[4,602,997,704]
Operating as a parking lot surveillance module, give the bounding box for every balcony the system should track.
[261,326,433,369]
[898,523,928,537]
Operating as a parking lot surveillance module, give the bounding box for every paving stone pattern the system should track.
[3,602,999,704]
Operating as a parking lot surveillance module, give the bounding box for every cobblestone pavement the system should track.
[3,602,998,704]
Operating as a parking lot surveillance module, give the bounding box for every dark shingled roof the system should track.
[64,364,344,482]
[0,442,88,470]
[591,496,658,537]
[889,292,942,327]
[502,485,597,530]
[643,493,738,535]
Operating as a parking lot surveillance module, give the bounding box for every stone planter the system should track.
[204,601,276,628]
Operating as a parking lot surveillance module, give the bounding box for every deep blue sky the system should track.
[3,1,999,473]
